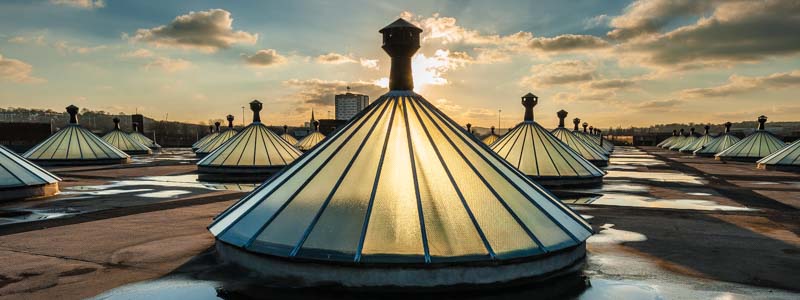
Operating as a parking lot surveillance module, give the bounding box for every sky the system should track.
[0,0,798,129]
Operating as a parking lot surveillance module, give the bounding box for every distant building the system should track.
[335,88,369,120]
[318,119,348,135]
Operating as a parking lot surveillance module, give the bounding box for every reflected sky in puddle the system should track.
[588,224,647,244]
[138,190,192,198]
[606,170,706,185]
[0,207,83,225]
[562,193,754,211]
[608,158,666,166]
[62,174,260,194]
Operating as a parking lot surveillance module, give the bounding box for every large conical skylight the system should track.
[210,19,591,268]
[694,123,740,156]
[1,145,60,200]
[24,105,130,165]
[198,100,301,171]
[129,122,161,149]
[280,125,298,145]
[196,115,238,156]
[757,139,800,170]
[716,116,785,161]
[551,112,608,167]
[102,117,151,155]
[679,126,714,153]
[193,124,219,151]
[481,126,500,145]
[670,128,697,151]
[295,121,326,151]
[490,94,605,186]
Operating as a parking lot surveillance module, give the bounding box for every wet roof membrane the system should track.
[757,139,800,170]
[552,113,609,167]
[210,19,591,276]
[716,116,785,162]
[490,95,605,186]
[0,145,60,200]
[24,105,130,165]
[102,118,151,155]
[196,115,237,156]
[295,122,326,151]
[197,101,302,172]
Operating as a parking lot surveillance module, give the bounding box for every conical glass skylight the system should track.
[694,123,740,157]
[757,139,800,171]
[1,145,61,201]
[716,116,785,162]
[551,112,609,167]
[102,117,151,155]
[657,130,678,148]
[193,125,218,151]
[280,125,298,145]
[490,94,605,187]
[196,115,237,157]
[679,126,714,153]
[481,126,501,145]
[574,122,609,156]
[24,105,130,165]
[670,128,697,151]
[198,100,302,176]
[210,18,591,288]
[661,129,685,149]
[295,121,326,151]
[129,122,161,150]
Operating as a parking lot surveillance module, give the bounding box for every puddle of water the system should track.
[606,171,706,185]
[63,188,154,196]
[588,224,647,244]
[609,158,666,166]
[137,190,192,198]
[752,182,780,185]
[63,174,260,193]
[0,207,83,225]
[90,278,221,300]
[687,192,712,196]
[598,194,751,211]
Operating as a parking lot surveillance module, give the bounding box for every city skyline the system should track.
[0,0,798,129]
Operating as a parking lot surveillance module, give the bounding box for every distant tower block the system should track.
[335,88,369,120]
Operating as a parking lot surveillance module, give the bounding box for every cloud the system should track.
[128,9,257,52]
[619,0,800,67]
[359,58,379,70]
[242,49,286,67]
[607,0,716,40]
[633,99,685,112]
[54,41,107,55]
[521,60,596,87]
[554,90,617,103]
[587,78,638,90]
[8,35,46,45]
[682,70,800,97]
[403,11,610,59]
[144,57,192,73]
[283,79,385,106]
[0,53,44,83]
[50,0,105,9]
[120,49,154,58]
[584,14,611,29]
[316,52,356,64]
[527,34,609,51]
